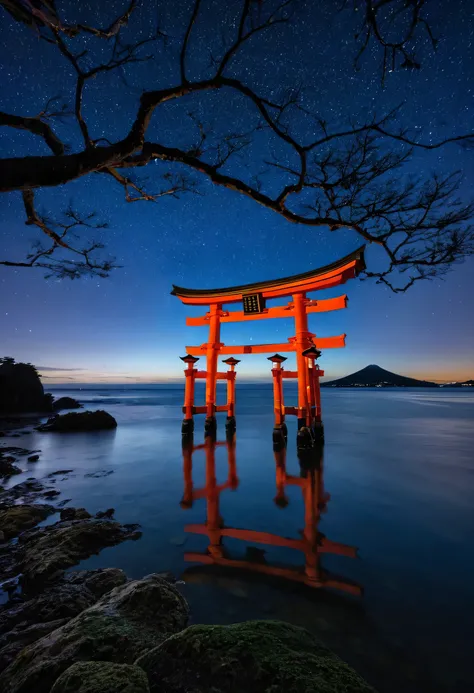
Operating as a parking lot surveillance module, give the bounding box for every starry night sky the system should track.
[0,1,473,383]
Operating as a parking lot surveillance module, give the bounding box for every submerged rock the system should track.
[17,518,141,590]
[0,478,56,506]
[37,410,117,433]
[53,397,82,412]
[51,661,150,693]
[1,573,189,693]
[27,454,39,462]
[137,620,377,693]
[0,504,56,539]
[95,508,115,519]
[0,568,126,673]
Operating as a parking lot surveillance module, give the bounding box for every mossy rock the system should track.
[50,661,150,692]
[136,620,377,693]
[1,574,189,693]
[0,569,126,673]
[18,518,140,589]
[0,504,55,539]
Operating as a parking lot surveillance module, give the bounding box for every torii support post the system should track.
[180,355,200,437]
[223,357,240,435]
[268,354,288,447]
[204,304,222,437]
[303,346,325,443]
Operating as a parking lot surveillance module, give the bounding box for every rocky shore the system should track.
[1,421,376,693]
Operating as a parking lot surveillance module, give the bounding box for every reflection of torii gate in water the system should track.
[172,246,365,445]
[180,438,362,597]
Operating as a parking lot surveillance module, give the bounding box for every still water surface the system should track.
[5,384,474,692]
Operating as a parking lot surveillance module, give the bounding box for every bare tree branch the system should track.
[0,109,65,155]
[0,0,473,291]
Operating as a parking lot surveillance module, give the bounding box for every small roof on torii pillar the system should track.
[171,246,366,305]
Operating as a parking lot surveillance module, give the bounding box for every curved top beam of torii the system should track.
[171,246,366,306]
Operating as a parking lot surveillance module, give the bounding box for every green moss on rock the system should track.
[50,661,150,693]
[136,620,377,693]
[0,504,55,539]
[1,574,189,693]
[18,518,140,589]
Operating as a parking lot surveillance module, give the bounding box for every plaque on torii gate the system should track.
[172,246,365,444]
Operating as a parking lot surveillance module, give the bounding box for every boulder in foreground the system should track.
[0,569,126,673]
[50,661,150,693]
[1,574,189,693]
[137,620,377,693]
[52,397,82,412]
[37,410,117,432]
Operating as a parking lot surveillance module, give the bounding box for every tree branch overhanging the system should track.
[0,0,473,288]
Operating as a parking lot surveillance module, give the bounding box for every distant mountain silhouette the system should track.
[321,364,438,388]
[439,379,474,388]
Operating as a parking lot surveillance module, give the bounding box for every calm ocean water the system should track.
[4,384,474,692]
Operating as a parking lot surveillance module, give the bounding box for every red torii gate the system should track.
[172,246,365,444]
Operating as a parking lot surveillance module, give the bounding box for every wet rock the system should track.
[48,470,74,477]
[27,455,39,462]
[37,410,117,433]
[61,568,127,599]
[0,457,21,477]
[50,661,150,693]
[60,507,92,521]
[0,479,54,506]
[95,508,114,519]
[0,619,68,673]
[137,620,377,693]
[2,573,189,693]
[0,504,56,539]
[17,518,141,590]
[42,489,60,499]
[53,397,83,412]
[1,446,40,457]
[0,569,127,673]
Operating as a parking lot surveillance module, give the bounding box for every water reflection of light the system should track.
[179,437,362,597]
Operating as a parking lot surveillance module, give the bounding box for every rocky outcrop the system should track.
[0,358,53,414]
[0,569,126,673]
[52,397,82,412]
[0,504,56,539]
[17,518,141,590]
[0,455,21,477]
[137,620,377,693]
[59,507,92,521]
[1,574,190,693]
[51,661,150,693]
[0,478,57,505]
[37,410,117,432]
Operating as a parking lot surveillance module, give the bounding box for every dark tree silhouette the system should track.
[0,0,473,290]
[0,357,53,413]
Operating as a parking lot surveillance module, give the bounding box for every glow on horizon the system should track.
[39,363,474,385]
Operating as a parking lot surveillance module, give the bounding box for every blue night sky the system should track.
[0,1,473,383]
